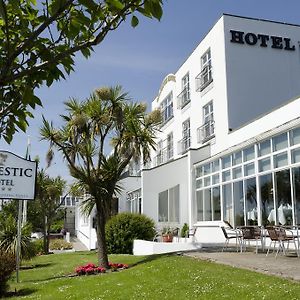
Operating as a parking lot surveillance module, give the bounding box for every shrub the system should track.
[105,212,155,254]
[31,239,44,255]
[180,223,189,238]
[50,220,64,233]
[0,251,16,296]
[0,214,36,259]
[49,239,72,250]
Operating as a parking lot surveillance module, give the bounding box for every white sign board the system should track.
[0,151,37,200]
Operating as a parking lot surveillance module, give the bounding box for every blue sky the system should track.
[1,0,300,183]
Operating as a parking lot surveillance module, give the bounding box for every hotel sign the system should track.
[230,30,296,51]
[0,151,37,200]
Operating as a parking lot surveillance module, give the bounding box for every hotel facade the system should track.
[76,14,300,248]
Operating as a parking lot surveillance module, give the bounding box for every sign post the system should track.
[0,150,37,283]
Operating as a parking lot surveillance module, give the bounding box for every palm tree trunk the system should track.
[95,202,109,268]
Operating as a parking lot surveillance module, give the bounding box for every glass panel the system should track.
[169,185,179,222]
[260,174,274,226]
[244,163,255,176]
[204,189,212,221]
[196,190,203,221]
[158,190,168,222]
[273,133,288,152]
[196,179,202,189]
[212,159,220,172]
[274,152,288,168]
[233,181,244,226]
[291,127,300,146]
[195,166,203,178]
[245,177,257,225]
[222,170,231,182]
[204,176,211,187]
[223,183,233,226]
[222,155,231,169]
[243,146,255,162]
[258,157,271,172]
[258,140,271,157]
[232,151,242,165]
[212,187,221,220]
[275,169,292,225]
[212,174,219,185]
[293,167,300,225]
[291,148,300,164]
[233,167,242,179]
[203,163,211,175]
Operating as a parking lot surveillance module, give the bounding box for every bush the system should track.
[105,212,155,254]
[0,214,36,259]
[50,220,64,233]
[31,239,44,255]
[0,251,16,296]
[180,223,189,238]
[49,239,72,250]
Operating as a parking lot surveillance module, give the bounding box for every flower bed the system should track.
[75,262,128,276]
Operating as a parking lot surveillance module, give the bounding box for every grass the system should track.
[5,251,300,300]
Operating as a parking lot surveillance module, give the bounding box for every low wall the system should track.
[133,240,202,255]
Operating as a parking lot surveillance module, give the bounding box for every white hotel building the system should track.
[76,14,300,248]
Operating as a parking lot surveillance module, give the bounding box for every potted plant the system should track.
[162,227,173,243]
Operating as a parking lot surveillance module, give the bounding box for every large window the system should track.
[179,118,191,153]
[160,92,173,125]
[196,49,213,91]
[195,125,300,227]
[167,132,173,160]
[177,73,190,109]
[158,185,179,222]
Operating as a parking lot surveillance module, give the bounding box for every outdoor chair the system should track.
[240,226,262,254]
[220,226,242,252]
[266,226,298,257]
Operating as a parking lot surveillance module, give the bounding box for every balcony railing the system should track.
[154,147,174,167]
[177,136,191,155]
[197,120,215,143]
[177,87,190,109]
[195,64,213,92]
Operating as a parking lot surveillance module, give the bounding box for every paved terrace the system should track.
[186,248,300,281]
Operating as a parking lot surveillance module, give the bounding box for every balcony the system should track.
[154,147,174,167]
[177,136,191,155]
[195,65,213,92]
[197,120,215,143]
[177,87,190,109]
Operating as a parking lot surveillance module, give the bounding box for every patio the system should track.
[186,249,300,281]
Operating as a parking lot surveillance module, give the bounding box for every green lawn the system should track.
[6,251,300,300]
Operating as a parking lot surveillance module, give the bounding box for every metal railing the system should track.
[197,120,215,143]
[195,64,213,92]
[177,136,191,155]
[177,87,190,109]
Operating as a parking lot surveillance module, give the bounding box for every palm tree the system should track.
[40,86,161,267]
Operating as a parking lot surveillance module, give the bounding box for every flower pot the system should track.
[162,234,173,243]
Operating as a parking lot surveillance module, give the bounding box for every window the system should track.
[177,73,190,109]
[160,92,173,125]
[155,140,163,166]
[180,118,191,153]
[273,133,288,152]
[198,101,214,142]
[167,132,173,160]
[158,185,179,222]
[127,190,141,214]
[196,49,213,91]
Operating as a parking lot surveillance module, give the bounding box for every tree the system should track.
[0,0,163,143]
[40,86,161,267]
[35,169,66,253]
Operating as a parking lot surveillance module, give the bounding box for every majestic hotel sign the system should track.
[230,30,296,51]
[0,151,37,200]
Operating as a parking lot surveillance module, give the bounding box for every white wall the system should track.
[142,156,189,228]
[118,176,141,212]
[224,14,300,130]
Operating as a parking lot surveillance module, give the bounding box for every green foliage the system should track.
[0,0,164,143]
[49,239,72,250]
[0,251,16,296]
[31,239,44,255]
[105,212,155,254]
[0,214,35,260]
[180,223,189,238]
[50,219,64,233]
